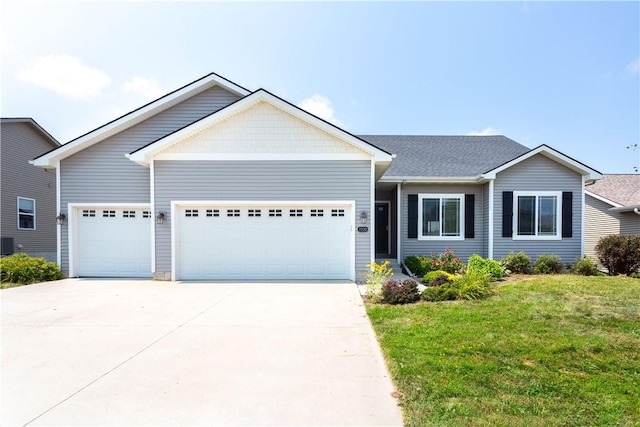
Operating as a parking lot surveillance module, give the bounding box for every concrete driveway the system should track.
[1,279,403,426]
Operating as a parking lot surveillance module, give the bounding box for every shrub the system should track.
[404,248,465,277]
[364,260,393,303]
[595,234,640,276]
[382,279,420,305]
[422,269,456,286]
[466,254,506,280]
[572,256,601,276]
[500,251,531,274]
[0,253,63,285]
[404,255,437,277]
[532,254,563,274]
[421,270,493,302]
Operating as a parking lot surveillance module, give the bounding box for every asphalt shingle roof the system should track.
[586,174,640,207]
[358,135,531,178]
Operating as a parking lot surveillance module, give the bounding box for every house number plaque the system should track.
[357,226,368,232]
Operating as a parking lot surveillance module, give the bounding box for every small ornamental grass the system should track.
[1,253,62,287]
[364,260,393,303]
[467,254,506,280]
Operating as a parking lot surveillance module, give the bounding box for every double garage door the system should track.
[74,204,353,280]
[176,204,353,280]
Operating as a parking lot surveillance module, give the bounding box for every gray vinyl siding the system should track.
[0,122,57,260]
[584,195,620,261]
[401,183,484,262]
[620,213,640,235]
[493,154,583,263]
[482,183,490,258]
[154,160,371,274]
[59,86,241,271]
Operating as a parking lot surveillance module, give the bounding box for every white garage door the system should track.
[176,204,353,280]
[75,207,152,277]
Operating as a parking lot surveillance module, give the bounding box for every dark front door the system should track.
[375,203,389,255]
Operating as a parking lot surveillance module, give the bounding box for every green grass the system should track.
[367,275,640,427]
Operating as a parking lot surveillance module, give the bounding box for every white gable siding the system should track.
[157,101,367,156]
[59,86,241,272]
[493,154,583,263]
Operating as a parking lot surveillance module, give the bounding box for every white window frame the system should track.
[513,191,562,241]
[17,197,36,230]
[417,193,464,241]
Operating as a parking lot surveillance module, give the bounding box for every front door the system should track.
[375,202,389,255]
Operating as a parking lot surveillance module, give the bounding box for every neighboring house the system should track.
[584,174,640,260]
[31,73,602,281]
[1,118,60,261]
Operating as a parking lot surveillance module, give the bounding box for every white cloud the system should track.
[467,127,501,136]
[122,76,165,100]
[297,94,341,126]
[624,59,640,77]
[19,54,110,99]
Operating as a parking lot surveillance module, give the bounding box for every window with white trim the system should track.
[17,197,35,230]
[418,194,464,240]
[514,192,561,239]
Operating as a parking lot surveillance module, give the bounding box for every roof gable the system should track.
[586,174,640,207]
[484,144,602,181]
[32,73,250,167]
[1,118,60,148]
[128,89,393,165]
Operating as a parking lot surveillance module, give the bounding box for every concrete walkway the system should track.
[1,279,403,426]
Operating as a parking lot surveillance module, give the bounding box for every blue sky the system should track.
[2,1,638,173]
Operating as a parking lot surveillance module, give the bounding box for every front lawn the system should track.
[367,275,640,426]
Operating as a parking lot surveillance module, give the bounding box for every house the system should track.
[1,118,60,261]
[31,73,602,281]
[585,174,640,260]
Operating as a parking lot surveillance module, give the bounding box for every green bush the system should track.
[422,270,456,286]
[421,271,493,302]
[404,248,465,277]
[499,251,531,274]
[467,254,506,280]
[595,234,640,276]
[1,253,63,285]
[382,279,420,305]
[533,253,563,274]
[572,256,601,276]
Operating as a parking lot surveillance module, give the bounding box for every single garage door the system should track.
[176,204,353,280]
[75,207,152,277]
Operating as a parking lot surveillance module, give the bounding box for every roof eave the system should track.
[379,175,483,184]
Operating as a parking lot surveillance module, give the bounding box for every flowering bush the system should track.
[365,261,393,303]
[404,248,464,277]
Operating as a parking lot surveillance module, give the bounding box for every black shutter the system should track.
[562,191,573,238]
[464,194,475,239]
[408,194,418,238]
[502,191,513,238]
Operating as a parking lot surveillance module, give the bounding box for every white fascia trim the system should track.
[379,176,482,184]
[32,74,250,168]
[483,145,603,181]
[55,161,61,267]
[67,202,152,278]
[170,200,357,282]
[585,190,623,208]
[488,179,494,259]
[152,152,371,162]
[129,91,392,166]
